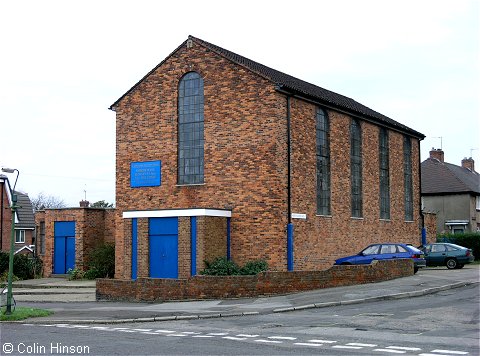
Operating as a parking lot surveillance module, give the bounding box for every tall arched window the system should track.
[403,136,413,221]
[379,127,390,219]
[178,72,204,185]
[350,119,362,218]
[316,107,331,215]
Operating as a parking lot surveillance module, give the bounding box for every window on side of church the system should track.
[316,107,331,216]
[178,72,204,185]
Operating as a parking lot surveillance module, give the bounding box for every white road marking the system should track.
[154,330,175,333]
[223,336,247,341]
[387,346,422,351]
[373,349,406,354]
[308,339,337,344]
[132,328,152,332]
[419,354,467,356]
[255,339,283,344]
[91,326,110,330]
[192,335,214,338]
[333,345,363,350]
[181,331,201,335]
[142,332,161,335]
[347,342,377,347]
[237,334,259,337]
[268,336,297,340]
[207,332,229,336]
[294,342,324,347]
[430,351,469,355]
[167,333,188,337]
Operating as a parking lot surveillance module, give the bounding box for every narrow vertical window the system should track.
[379,127,390,219]
[316,107,331,215]
[351,119,362,217]
[178,72,204,185]
[404,136,413,221]
[39,221,45,254]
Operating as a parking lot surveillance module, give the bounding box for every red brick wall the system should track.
[97,258,413,302]
[114,40,287,277]
[1,182,13,251]
[35,208,116,277]
[113,39,423,277]
[423,212,437,243]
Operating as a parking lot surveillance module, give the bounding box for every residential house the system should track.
[110,35,426,281]
[421,148,480,234]
[0,175,35,254]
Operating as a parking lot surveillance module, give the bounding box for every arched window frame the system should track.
[316,107,331,216]
[178,72,204,185]
[403,136,413,221]
[379,127,390,219]
[350,119,363,218]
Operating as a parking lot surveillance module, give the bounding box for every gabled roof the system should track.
[110,35,425,139]
[421,158,480,195]
[14,191,35,229]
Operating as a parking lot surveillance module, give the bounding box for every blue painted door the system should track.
[54,222,76,274]
[149,217,178,278]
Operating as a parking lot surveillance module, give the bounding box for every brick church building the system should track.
[110,35,425,280]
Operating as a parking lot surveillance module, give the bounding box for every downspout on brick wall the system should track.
[286,95,294,271]
[419,140,426,245]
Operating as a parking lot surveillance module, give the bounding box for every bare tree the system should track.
[31,192,67,212]
[91,200,114,208]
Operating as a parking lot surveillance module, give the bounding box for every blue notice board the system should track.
[130,160,161,188]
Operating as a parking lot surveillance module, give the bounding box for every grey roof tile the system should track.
[421,158,480,195]
[111,36,424,139]
[14,191,35,229]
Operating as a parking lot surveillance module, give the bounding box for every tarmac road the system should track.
[8,265,479,324]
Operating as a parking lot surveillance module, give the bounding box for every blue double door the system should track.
[149,217,178,278]
[54,222,76,274]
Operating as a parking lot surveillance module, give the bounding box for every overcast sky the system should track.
[1,0,478,207]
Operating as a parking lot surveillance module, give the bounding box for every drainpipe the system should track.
[286,95,294,271]
[418,139,426,245]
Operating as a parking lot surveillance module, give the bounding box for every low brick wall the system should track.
[96,259,413,302]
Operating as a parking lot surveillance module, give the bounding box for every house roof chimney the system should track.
[429,148,444,163]
[79,200,90,208]
[461,157,475,172]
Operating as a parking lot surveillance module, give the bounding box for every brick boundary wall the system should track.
[96,259,413,302]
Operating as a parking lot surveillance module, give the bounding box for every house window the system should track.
[178,72,204,185]
[15,229,25,244]
[379,127,390,219]
[404,136,413,221]
[316,107,331,215]
[350,119,362,218]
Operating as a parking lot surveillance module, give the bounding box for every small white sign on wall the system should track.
[291,213,307,220]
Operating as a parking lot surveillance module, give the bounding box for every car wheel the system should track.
[446,258,457,269]
[414,267,419,274]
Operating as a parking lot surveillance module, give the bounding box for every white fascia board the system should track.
[123,209,232,219]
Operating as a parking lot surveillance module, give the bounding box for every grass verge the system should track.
[0,307,53,321]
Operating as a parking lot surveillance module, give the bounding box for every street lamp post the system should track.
[2,167,19,315]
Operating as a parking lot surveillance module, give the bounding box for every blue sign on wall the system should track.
[130,160,161,188]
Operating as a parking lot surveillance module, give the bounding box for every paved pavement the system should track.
[7,265,480,324]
